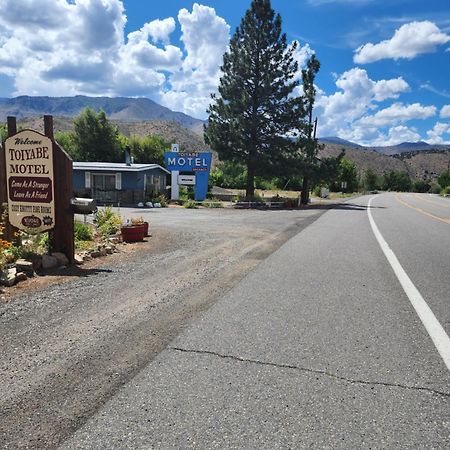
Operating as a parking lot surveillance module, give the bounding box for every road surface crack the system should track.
[170,347,450,398]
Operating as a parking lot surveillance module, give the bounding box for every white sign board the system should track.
[178,175,196,186]
[5,130,55,234]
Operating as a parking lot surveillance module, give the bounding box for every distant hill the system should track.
[320,143,450,181]
[322,136,450,155]
[319,137,362,148]
[16,116,209,154]
[0,95,204,133]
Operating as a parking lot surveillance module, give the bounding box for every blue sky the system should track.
[0,0,449,145]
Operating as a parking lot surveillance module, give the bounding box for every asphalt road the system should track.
[0,205,327,449]
[58,193,450,449]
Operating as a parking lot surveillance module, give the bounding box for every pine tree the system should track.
[299,54,320,205]
[205,0,305,199]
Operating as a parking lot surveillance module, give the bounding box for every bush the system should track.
[152,194,167,207]
[412,180,431,193]
[382,171,412,192]
[74,221,93,241]
[95,206,122,237]
[437,171,450,189]
[429,182,442,194]
[441,186,450,197]
[184,199,199,209]
[203,201,223,208]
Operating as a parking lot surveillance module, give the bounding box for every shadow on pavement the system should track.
[37,267,114,278]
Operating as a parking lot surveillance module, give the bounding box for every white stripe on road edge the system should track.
[368,196,450,372]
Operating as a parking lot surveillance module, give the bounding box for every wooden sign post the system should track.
[0,115,74,263]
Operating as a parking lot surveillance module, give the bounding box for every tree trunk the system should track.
[246,162,255,200]
[300,175,309,205]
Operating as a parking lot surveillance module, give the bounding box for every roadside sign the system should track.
[5,129,55,233]
[178,175,195,185]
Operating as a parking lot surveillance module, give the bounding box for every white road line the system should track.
[368,196,450,373]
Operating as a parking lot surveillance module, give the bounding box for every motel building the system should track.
[73,160,169,205]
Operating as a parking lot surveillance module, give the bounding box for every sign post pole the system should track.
[170,143,179,201]
[45,115,74,263]
[0,117,18,242]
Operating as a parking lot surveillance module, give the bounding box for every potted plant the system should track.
[121,217,146,242]
[131,217,149,237]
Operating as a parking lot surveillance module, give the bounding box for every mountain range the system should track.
[0,95,204,133]
[319,136,450,155]
[2,95,449,180]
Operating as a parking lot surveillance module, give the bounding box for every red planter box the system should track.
[142,221,149,236]
[121,224,145,242]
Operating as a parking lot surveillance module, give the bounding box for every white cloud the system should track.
[354,21,450,63]
[315,68,409,137]
[178,4,229,73]
[372,78,410,101]
[440,105,450,118]
[0,0,71,29]
[371,126,421,147]
[292,42,314,72]
[426,122,450,145]
[357,102,436,128]
[143,18,176,45]
[156,3,231,118]
[0,0,233,119]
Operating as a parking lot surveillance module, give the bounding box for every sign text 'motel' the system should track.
[164,151,212,201]
[165,153,211,172]
[5,130,55,234]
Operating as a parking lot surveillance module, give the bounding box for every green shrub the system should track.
[95,206,122,236]
[152,194,167,207]
[203,201,223,208]
[441,186,450,197]
[184,199,199,209]
[437,170,450,189]
[412,179,431,193]
[429,182,442,194]
[74,221,93,241]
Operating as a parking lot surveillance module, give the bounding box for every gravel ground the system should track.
[0,205,328,450]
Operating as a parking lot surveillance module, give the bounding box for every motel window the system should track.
[93,174,117,191]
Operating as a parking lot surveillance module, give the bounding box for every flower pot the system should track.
[121,224,145,242]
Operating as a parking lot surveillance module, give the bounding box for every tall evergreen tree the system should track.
[205,0,305,199]
[299,54,320,205]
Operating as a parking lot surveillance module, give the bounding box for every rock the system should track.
[105,246,114,254]
[90,251,101,258]
[15,259,35,277]
[99,248,107,257]
[1,267,17,287]
[29,255,42,271]
[15,272,28,283]
[146,202,153,208]
[52,252,69,266]
[74,254,84,265]
[42,254,58,269]
[83,254,92,261]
